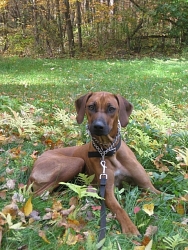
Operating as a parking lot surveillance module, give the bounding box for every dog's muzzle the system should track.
[89,119,110,136]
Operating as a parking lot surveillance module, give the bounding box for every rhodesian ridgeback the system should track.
[28,92,160,235]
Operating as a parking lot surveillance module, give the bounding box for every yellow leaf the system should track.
[23,197,33,216]
[39,230,50,244]
[6,213,13,226]
[0,212,7,220]
[176,203,185,215]
[9,222,24,230]
[134,239,153,250]
[142,203,154,216]
[145,239,153,250]
[63,229,78,245]
[52,200,62,211]
[134,247,145,250]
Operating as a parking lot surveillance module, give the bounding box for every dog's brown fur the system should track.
[28,92,160,235]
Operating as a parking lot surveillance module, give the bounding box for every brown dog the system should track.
[28,92,160,235]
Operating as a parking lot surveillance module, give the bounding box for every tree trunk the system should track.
[64,0,75,57]
[32,0,40,47]
[55,0,65,54]
[76,0,82,50]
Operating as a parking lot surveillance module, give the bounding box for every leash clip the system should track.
[100,160,107,179]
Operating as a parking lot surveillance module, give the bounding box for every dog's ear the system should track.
[75,93,92,124]
[115,94,133,127]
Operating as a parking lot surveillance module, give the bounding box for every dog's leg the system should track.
[104,169,140,235]
[28,154,84,195]
[127,159,160,194]
[118,146,161,194]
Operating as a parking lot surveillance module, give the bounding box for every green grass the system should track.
[1,57,188,108]
[0,57,188,250]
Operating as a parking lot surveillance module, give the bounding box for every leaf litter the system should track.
[0,98,187,248]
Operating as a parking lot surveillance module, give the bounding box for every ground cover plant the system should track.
[0,57,188,250]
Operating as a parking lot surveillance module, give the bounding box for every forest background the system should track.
[0,0,188,58]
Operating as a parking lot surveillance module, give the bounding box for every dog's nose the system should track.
[90,120,109,136]
[94,120,104,131]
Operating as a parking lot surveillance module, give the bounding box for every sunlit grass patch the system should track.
[0,57,188,249]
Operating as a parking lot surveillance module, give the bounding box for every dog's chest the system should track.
[114,168,130,187]
[112,159,131,187]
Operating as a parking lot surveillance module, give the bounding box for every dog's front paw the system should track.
[122,224,140,236]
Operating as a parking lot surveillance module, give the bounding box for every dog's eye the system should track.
[88,105,95,111]
[108,106,116,113]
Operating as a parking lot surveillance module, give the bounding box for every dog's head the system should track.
[75,92,133,137]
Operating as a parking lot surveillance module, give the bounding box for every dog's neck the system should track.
[92,133,119,149]
[91,121,121,151]
[88,123,121,158]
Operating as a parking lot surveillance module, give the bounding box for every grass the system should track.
[0,57,188,250]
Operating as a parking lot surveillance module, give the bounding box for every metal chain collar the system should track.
[89,120,121,179]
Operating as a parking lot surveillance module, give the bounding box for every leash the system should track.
[87,123,121,249]
[98,159,107,248]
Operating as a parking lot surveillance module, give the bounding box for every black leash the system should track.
[98,176,107,249]
[88,138,121,249]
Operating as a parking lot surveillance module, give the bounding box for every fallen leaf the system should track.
[0,135,7,143]
[23,197,33,216]
[9,222,24,230]
[38,230,50,244]
[134,246,145,250]
[144,225,158,237]
[43,212,52,220]
[184,173,188,179]
[142,236,151,246]
[30,151,38,159]
[12,192,25,203]
[145,239,153,250]
[181,218,188,225]
[0,176,5,182]
[61,205,75,216]
[51,210,61,220]
[0,226,3,248]
[6,167,14,175]
[92,206,101,211]
[52,200,62,211]
[142,203,154,216]
[6,179,16,190]
[69,196,78,206]
[40,191,50,200]
[6,213,13,226]
[106,212,116,220]
[0,190,7,200]
[17,244,28,250]
[2,202,18,217]
[63,229,78,245]
[85,211,94,221]
[180,193,188,201]
[176,203,185,215]
[153,154,169,172]
[20,166,28,172]
[8,146,26,159]
[134,206,141,214]
[29,210,41,221]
